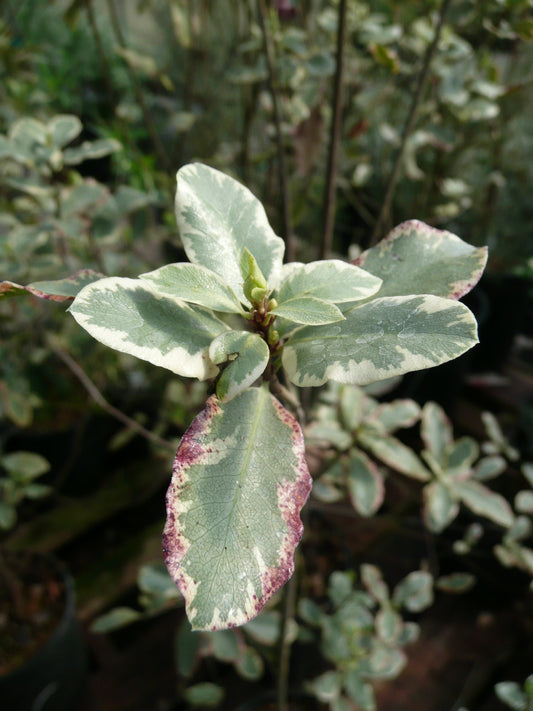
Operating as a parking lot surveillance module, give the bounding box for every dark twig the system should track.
[49,340,175,453]
[258,0,295,261]
[369,0,452,246]
[320,0,348,260]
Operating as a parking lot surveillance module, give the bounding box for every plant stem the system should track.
[369,0,452,246]
[105,0,172,174]
[320,0,348,260]
[257,0,295,261]
[49,341,175,452]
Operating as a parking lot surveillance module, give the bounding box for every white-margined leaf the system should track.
[69,277,229,379]
[354,220,487,300]
[271,296,345,325]
[473,456,507,481]
[277,260,382,304]
[392,571,434,612]
[357,428,430,481]
[163,387,311,630]
[48,114,82,148]
[140,263,245,314]
[175,163,284,301]
[421,401,453,463]
[446,437,479,478]
[369,399,421,433]
[209,331,269,402]
[423,481,459,532]
[62,138,121,165]
[282,295,479,387]
[346,449,385,516]
[455,480,514,528]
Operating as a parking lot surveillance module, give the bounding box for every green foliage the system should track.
[0,451,51,531]
[496,675,533,711]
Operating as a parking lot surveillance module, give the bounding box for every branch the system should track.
[50,341,175,453]
[320,0,348,260]
[258,0,295,262]
[369,0,452,246]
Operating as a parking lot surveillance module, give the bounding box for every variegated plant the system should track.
[8,163,487,631]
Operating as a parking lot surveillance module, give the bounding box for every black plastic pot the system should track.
[0,556,88,711]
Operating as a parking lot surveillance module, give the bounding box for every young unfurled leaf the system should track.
[282,295,479,387]
[271,296,345,325]
[209,331,269,402]
[277,259,382,304]
[241,248,269,305]
[140,263,245,314]
[176,163,284,301]
[69,277,229,379]
[163,387,311,630]
[354,220,487,300]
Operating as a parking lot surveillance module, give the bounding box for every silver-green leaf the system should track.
[271,296,345,325]
[163,387,312,630]
[176,163,284,301]
[354,220,488,300]
[282,295,479,387]
[69,277,229,379]
[140,263,245,314]
[277,260,382,304]
[209,331,270,402]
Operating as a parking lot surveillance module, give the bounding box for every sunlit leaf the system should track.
[354,220,487,300]
[69,277,229,379]
[282,295,479,387]
[209,331,269,402]
[176,163,284,301]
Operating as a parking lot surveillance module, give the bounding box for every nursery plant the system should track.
[5,161,488,635]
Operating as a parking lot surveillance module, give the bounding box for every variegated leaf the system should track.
[175,163,284,301]
[271,296,345,325]
[209,331,269,401]
[421,401,453,463]
[140,263,245,314]
[369,399,421,433]
[282,295,478,387]
[346,449,385,517]
[446,437,479,479]
[69,277,229,379]
[163,387,311,630]
[0,269,104,302]
[358,428,430,481]
[277,260,382,304]
[455,480,514,528]
[354,220,487,300]
[423,481,459,532]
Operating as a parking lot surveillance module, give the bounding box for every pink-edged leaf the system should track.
[163,386,311,631]
[354,220,487,300]
[0,269,104,301]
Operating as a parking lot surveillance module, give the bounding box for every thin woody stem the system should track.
[49,341,175,452]
[369,0,452,246]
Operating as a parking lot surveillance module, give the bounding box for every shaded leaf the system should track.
[184,682,225,707]
[48,114,82,148]
[370,399,420,433]
[354,220,487,300]
[63,138,121,165]
[455,480,514,528]
[163,388,311,630]
[436,572,476,593]
[358,428,430,481]
[421,401,453,462]
[346,449,384,516]
[423,481,459,532]
[393,571,434,612]
[69,277,229,379]
[361,564,389,603]
[90,607,142,633]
